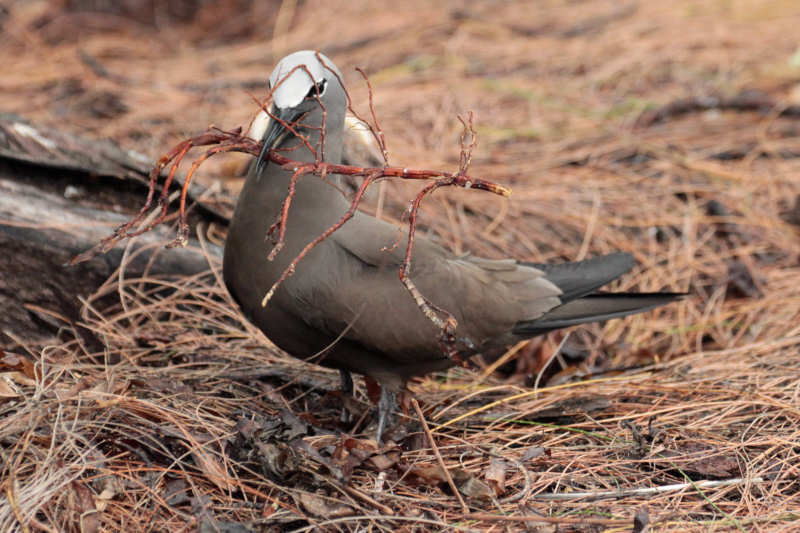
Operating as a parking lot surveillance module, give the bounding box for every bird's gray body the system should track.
[223,51,680,394]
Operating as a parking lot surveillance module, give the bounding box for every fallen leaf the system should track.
[407,464,495,500]
[254,441,298,478]
[407,464,449,484]
[341,436,378,452]
[456,475,494,500]
[0,376,19,399]
[71,481,99,533]
[485,457,506,496]
[367,451,400,472]
[94,478,118,512]
[0,350,37,379]
[297,491,353,518]
[654,443,740,477]
[633,505,649,533]
[521,446,547,462]
[235,418,259,440]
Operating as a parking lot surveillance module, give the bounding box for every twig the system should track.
[399,177,462,358]
[339,484,394,516]
[260,169,383,306]
[290,515,479,532]
[394,112,484,359]
[6,476,31,533]
[531,477,764,501]
[411,398,470,514]
[355,67,389,163]
[324,59,388,166]
[71,66,510,362]
[461,513,629,526]
[67,130,234,264]
[266,164,314,260]
[169,139,259,247]
[532,332,571,391]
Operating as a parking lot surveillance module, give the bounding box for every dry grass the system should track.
[2,0,800,531]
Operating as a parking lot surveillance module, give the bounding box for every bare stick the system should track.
[67,130,245,265]
[260,169,383,306]
[320,56,388,166]
[457,112,477,170]
[168,139,261,248]
[399,177,462,360]
[355,67,388,163]
[267,165,313,260]
[71,67,510,361]
[392,113,483,360]
[411,398,469,514]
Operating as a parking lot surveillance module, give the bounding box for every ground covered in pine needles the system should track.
[1,0,800,531]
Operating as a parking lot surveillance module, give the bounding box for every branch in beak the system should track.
[255,106,305,174]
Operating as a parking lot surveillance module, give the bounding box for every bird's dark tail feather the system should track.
[524,251,636,301]
[513,292,685,336]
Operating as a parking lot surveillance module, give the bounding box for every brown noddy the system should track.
[223,51,682,440]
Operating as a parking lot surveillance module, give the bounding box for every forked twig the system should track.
[68,128,249,265]
[260,168,384,306]
[71,66,510,361]
[412,398,470,514]
[266,164,314,260]
[395,112,482,358]
[355,67,388,163]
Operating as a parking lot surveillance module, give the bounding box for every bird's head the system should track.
[256,50,346,172]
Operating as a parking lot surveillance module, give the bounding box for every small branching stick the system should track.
[71,67,510,361]
[261,168,384,306]
[68,129,245,264]
[354,67,389,163]
[266,165,312,260]
[397,112,481,360]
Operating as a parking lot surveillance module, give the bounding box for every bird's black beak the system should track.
[255,106,304,174]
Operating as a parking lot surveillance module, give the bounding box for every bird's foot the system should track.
[376,386,397,445]
[339,369,354,424]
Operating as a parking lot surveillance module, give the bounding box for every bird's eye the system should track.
[305,80,327,99]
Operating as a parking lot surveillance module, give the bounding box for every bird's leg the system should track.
[376,385,397,445]
[339,369,353,423]
[339,368,354,394]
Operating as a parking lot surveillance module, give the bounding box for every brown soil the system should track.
[1,1,799,531]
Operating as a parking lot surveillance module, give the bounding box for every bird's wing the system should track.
[523,252,635,300]
[288,214,564,361]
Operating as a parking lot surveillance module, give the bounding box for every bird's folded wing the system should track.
[523,252,635,300]
[290,219,565,361]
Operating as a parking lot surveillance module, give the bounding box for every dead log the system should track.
[0,115,225,347]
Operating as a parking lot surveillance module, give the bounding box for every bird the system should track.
[222,50,682,441]
[245,109,385,170]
